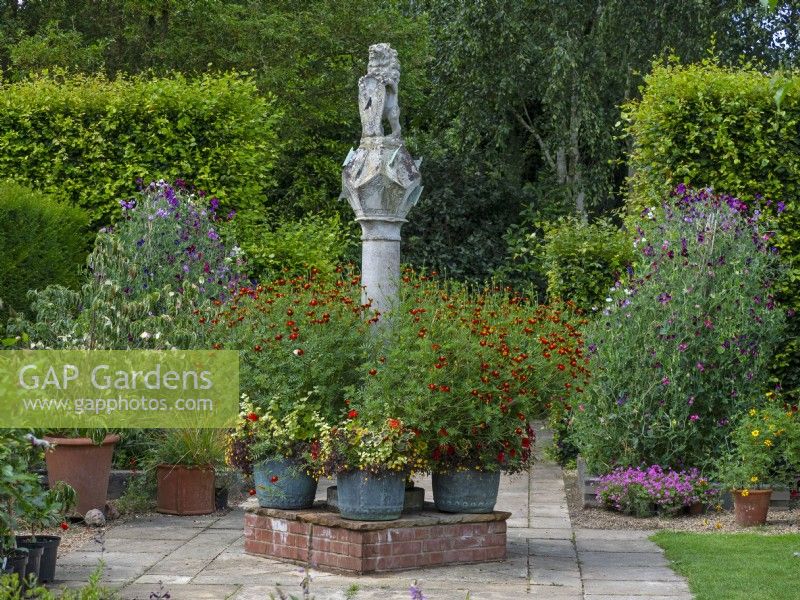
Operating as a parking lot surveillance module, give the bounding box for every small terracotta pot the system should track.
[44,434,120,516]
[156,464,215,515]
[733,488,772,526]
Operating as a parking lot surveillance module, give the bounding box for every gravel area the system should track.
[564,468,800,534]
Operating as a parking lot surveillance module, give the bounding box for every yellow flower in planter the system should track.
[764,439,773,447]
[749,408,758,416]
[751,476,759,483]
[751,429,760,437]
[741,489,750,497]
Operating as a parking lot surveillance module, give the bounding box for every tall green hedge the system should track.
[624,60,800,399]
[0,72,281,225]
[0,181,89,322]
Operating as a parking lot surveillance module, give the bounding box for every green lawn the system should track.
[651,532,800,600]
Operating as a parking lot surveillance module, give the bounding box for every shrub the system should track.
[7,182,241,351]
[0,72,280,226]
[623,60,800,399]
[206,271,371,423]
[573,187,786,473]
[234,212,357,283]
[541,216,633,309]
[350,272,590,474]
[113,181,244,305]
[0,181,88,321]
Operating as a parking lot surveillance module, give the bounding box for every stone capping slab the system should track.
[245,501,510,574]
[247,501,511,530]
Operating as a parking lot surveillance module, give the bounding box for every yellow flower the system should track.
[741,489,750,497]
[751,429,760,437]
[714,521,723,530]
[764,439,773,447]
[749,408,758,416]
[751,476,759,483]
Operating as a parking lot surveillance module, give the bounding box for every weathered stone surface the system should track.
[247,502,510,531]
[340,43,422,315]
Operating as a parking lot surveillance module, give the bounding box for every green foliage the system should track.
[8,22,108,75]
[542,217,632,309]
[653,532,800,600]
[113,182,244,305]
[351,272,589,474]
[113,472,155,516]
[205,272,370,422]
[0,431,48,551]
[624,60,800,398]
[0,72,280,226]
[504,216,633,309]
[716,402,800,490]
[574,189,786,473]
[0,562,119,599]
[0,2,428,219]
[147,428,226,467]
[7,235,207,352]
[0,181,89,322]
[235,212,357,282]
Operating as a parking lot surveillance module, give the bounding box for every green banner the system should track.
[0,350,239,428]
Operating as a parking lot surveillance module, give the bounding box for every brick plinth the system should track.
[244,502,510,574]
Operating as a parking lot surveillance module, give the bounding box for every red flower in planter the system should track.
[270,476,279,484]
[60,522,69,531]
[249,488,257,496]
[246,412,259,422]
[347,409,358,419]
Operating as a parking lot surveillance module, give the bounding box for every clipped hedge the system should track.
[542,216,632,310]
[0,180,88,321]
[624,60,800,399]
[0,72,281,226]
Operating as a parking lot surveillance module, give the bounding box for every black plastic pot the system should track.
[19,543,43,583]
[2,549,28,579]
[17,535,60,583]
[215,486,229,511]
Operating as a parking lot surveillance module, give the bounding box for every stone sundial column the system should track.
[341,43,422,317]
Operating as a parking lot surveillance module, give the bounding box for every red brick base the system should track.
[244,503,510,574]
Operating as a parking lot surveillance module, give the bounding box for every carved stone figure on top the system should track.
[359,43,401,139]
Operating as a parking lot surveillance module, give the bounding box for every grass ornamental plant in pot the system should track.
[151,428,225,516]
[351,272,588,513]
[315,415,423,521]
[573,187,787,475]
[718,402,798,526]
[228,394,322,509]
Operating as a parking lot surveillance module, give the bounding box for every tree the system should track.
[418,0,792,219]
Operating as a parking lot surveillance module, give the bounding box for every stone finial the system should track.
[359,43,402,139]
[342,43,422,315]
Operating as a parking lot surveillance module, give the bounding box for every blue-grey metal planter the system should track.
[432,469,501,513]
[336,470,406,521]
[253,457,317,509]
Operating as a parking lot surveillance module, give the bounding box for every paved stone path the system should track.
[54,424,692,599]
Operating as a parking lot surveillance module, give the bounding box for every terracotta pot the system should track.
[44,434,119,516]
[156,464,215,515]
[733,489,772,526]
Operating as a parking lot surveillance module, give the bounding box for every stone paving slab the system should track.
[585,596,692,600]
[583,579,692,596]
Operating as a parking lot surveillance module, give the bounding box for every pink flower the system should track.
[690,414,700,422]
